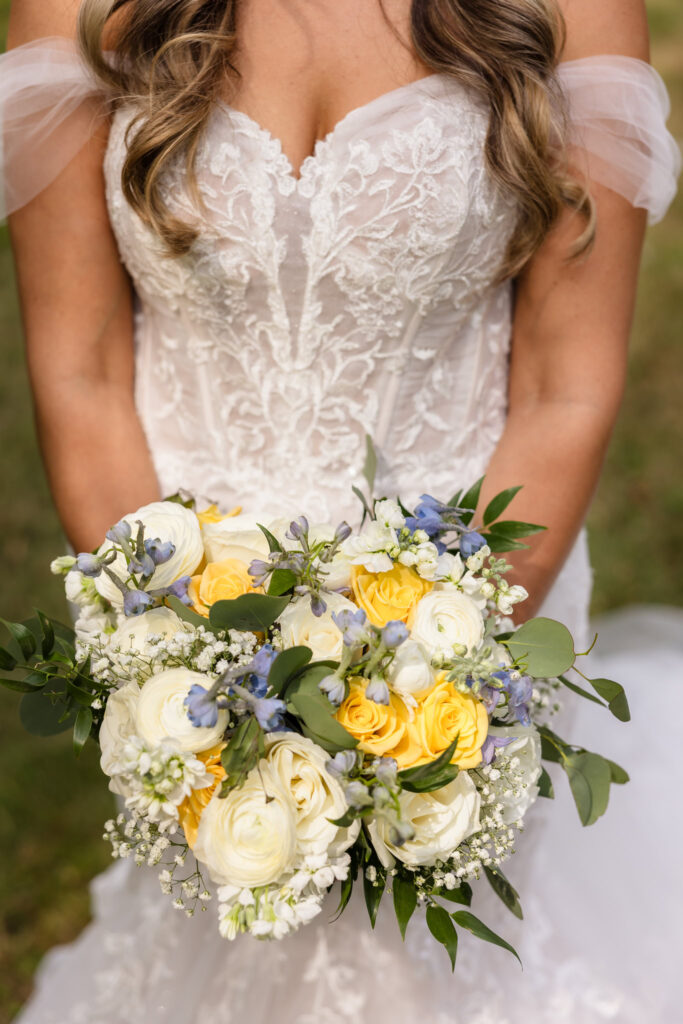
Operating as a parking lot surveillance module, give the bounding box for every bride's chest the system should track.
[103,77,518,324]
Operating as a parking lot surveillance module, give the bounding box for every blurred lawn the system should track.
[0,2,681,1021]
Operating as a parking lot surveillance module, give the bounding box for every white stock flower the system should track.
[201,513,270,567]
[465,544,490,572]
[110,606,189,659]
[386,639,435,702]
[99,681,140,793]
[368,772,481,867]
[74,608,116,642]
[432,552,465,584]
[374,499,405,530]
[410,584,485,657]
[496,585,528,616]
[265,732,360,858]
[341,520,398,573]
[488,724,542,824]
[458,571,488,610]
[194,764,297,887]
[134,667,228,753]
[278,592,358,662]
[95,502,204,608]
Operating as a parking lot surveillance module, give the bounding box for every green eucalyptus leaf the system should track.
[484,866,523,920]
[393,875,418,940]
[73,706,93,754]
[363,866,385,928]
[565,751,612,826]
[209,593,290,633]
[452,910,521,965]
[267,646,313,696]
[538,766,555,798]
[483,486,523,526]
[426,904,459,970]
[503,617,575,678]
[267,568,298,597]
[458,477,484,525]
[288,692,357,751]
[257,523,283,553]
[559,674,606,707]
[166,595,216,631]
[606,758,629,785]
[588,678,631,723]
[1,619,37,662]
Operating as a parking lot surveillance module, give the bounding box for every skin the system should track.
[8,0,650,617]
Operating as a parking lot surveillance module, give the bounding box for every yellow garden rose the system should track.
[177,746,226,848]
[411,674,488,770]
[351,563,433,627]
[188,557,260,616]
[335,681,422,768]
[197,504,242,526]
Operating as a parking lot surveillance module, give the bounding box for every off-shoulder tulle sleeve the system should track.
[557,55,681,223]
[0,36,106,218]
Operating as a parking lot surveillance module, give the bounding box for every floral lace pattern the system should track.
[104,76,517,522]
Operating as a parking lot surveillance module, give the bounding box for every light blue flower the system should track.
[460,530,487,558]
[382,620,409,649]
[325,750,358,778]
[253,696,287,732]
[122,589,155,617]
[184,683,219,728]
[366,676,390,705]
[344,781,373,809]
[74,552,105,578]
[374,757,398,786]
[332,607,369,647]
[105,520,132,545]
[319,673,346,706]
[144,538,176,566]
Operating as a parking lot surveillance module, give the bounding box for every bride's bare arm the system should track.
[479,0,650,616]
[8,1,160,553]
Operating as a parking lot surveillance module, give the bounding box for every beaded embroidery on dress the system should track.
[1,40,680,1023]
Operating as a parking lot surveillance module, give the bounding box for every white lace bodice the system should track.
[104,75,517,521]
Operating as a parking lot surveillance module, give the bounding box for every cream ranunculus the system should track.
[134,668,228,753]
[109,606,189,658]
[194,763,297,887]
[265,732,360,858]
[488,724,542,824]
[409,584,484,657]
[201,513,270,567]
[278,592,358,662]
[386,639,435,702]
[367,772,481,868]
[95,501,204,609]
[99,681,140,794]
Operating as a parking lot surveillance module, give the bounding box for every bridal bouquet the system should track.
[1,465,630,966]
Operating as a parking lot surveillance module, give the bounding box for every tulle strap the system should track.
[0,37,106,218]
[558,56,681,223]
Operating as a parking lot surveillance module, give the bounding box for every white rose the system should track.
[368,772,481,867]
[99,681,140,794]
[134,667,228,753]
[488,724,542,824]
[278,592,358,662]
[201,514,270,567]
[410,585,485,657]
[265,732,360,858]
[95,502,203,608]
[194,764,297,887]
[386,639,435,701]
[109,606,189,659]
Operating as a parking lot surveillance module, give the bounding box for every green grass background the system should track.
[0,3,681,1019]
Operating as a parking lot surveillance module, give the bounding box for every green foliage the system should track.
[398,734,459,793]
[286,666,358,753]
[484,866,523,920]
[452,910,521,965]
[267,568,298,596]
[483,486,523,526]
[220,717,266,795]
[266,645,313,696]
[503,617,575,678]
[457,477,484,524]
[362,433,378,495]
[257,523,283,553]
[426,904,459,969]
[393,875,418,940]
[538,725,629,827]
[209,593,291,632]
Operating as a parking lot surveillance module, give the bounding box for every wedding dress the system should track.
[2,38,681,1023]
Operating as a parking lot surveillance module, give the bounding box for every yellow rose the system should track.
[351,563,433,627]
[197,504,242,526]
[188,557,260,616]
[177,745,226,848]
[335,681,422,768]
[412,674,488,770]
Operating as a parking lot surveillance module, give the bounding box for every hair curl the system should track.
[79,0,594,277]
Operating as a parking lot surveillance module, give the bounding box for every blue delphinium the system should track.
[481,733,514,765]
[123,589,155,617]
[332,607,370,647]
[144,538,176,566]
[460,530,487,559]
[381,620,409,649]
[366,675,391,705]
[184,683,220,728]
[492,669,533,726]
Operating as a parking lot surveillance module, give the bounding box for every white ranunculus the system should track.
[194,764,297,887]
[265,732,360,858]
[386,639,435,701]
[134,667,228,753]
[409,584,485,657]
[201,514,270,567]
[109,606,189,659]
[368,772,481,867]
[278,592,358,662]
[488,724,542,824]
[99,681,140,794]
[95,501,204,609]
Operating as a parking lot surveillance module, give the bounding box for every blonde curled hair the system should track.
[78,0,594,278]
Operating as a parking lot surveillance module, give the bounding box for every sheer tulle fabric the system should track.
[0,38,105,218]
[0,39,680,221]
[558,56,681,222]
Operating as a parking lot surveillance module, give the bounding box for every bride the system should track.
[3,0,680,1021]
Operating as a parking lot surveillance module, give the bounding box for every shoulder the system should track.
[558,0,650,61]
[7,0,128,49]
